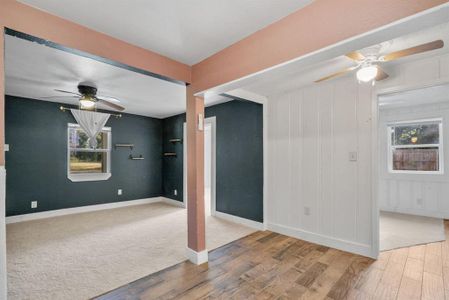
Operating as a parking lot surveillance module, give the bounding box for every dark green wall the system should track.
[5,96,163,216]
[162,100,263,222]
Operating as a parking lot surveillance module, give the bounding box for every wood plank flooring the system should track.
[94,221,449,300]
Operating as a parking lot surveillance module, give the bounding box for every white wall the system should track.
[379,102,449,218]
[266,52,449,258]
[267,76,374,257]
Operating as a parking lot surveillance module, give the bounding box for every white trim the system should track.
[185,247,208,265]
[0,167,6,300]
[68,172,112,182]
[67,124,112,182]
[387,119,444,175]
[268,222,373,258]
[183,117,217,217]
[214,211,264,231]
[224,89,267,105]
[6,197,163,224]
[371,85,380,259]
[161,197,186,208]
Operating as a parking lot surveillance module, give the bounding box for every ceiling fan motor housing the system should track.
[78,85,97,96]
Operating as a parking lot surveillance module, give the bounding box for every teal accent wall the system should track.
[5,96,163,216]
[162,100,263,222]
[5,96,263,223]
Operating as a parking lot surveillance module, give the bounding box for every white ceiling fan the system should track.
[315,40,444,84]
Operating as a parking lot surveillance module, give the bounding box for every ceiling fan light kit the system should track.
[356,65,378,83]
[79,95,96,109]
[47,83,126,112]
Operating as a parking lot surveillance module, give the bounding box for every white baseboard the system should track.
[267,222,374,258]
[6,197,163,224]
[214,211,264,231]
[161,197,186,208]
[186,247,208,265]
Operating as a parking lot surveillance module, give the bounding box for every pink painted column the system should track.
[186,85,207,264]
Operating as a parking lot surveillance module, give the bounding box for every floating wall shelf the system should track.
[115,143,134,150]
[163,152,177,157]
[129,154,144,160]
[169,138,182,144]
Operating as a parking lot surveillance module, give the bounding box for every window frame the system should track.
[67,123,112,182]
[387,118,444,175]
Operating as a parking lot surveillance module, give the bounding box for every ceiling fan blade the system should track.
[381,40,444,62]
[54,89,81,96]
[346,51,365,61]
[376,66,389,81]
[315,66,358,83]
[96,94,121,103]
[97,98,125,111]
[40,95,79,99]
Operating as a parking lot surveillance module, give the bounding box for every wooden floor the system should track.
[95,221,449,300]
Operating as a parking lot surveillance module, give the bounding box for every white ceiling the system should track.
[5,35,191,118]
[18,0,312,65]
[242,22,449,97]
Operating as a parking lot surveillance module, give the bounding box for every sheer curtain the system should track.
[71,109,110,148]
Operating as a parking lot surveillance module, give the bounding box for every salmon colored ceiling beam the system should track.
[191,0,449,93]
[0,0,191,84]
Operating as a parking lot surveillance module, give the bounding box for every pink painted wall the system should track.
[191,0,449,93]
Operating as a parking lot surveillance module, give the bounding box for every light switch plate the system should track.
[31,201,37,209]
[4,144,9,151]
[304,206,310,216]
[349,152,358,162]
[118,189,122,195]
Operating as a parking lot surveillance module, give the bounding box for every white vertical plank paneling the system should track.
[440,54,449,78]
[289,91,303,228]
[266,51,449,255]
[302,87,319,231]
[318,84,334,236]
[267,97,278,223]
[333,78,358,241]
[274,95,291,224]
[356,83,372,244]
[401,57,440,85]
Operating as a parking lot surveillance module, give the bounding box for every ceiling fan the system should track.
[315,40,444,84]
[46,83,125,111]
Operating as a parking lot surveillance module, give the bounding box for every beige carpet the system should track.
[380,211,445,251]
[6,202,256,300]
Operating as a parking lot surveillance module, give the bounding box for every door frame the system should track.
[183,116,217,216]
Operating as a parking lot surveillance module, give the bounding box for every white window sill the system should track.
[68,173,111,182]
[388,170,444,175]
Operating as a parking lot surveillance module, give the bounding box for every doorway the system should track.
[183,116,216,217]
[376,82,449,252]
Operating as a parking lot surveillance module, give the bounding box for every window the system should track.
[67,123,111,182]
[388,119,443,174]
